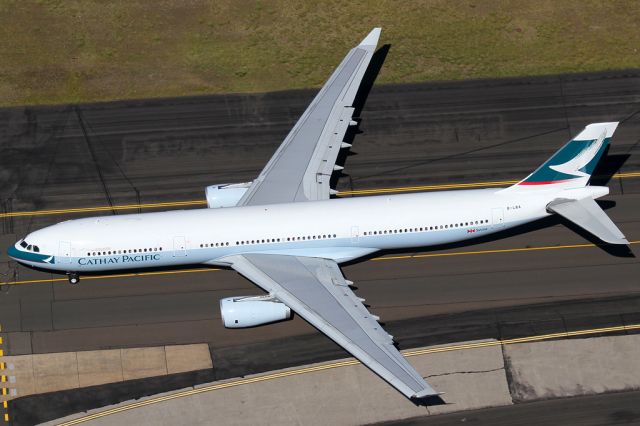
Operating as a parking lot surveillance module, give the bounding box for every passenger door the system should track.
[58,241,71,263]
[492,208,505,229]
[173,236,187,257]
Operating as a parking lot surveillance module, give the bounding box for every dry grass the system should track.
[0,0,639,106]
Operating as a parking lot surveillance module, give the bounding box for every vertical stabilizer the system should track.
[504,122,618,191]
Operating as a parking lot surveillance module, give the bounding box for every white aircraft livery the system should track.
[7,28,629,403]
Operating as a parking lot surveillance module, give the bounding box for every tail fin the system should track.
[506,122,618,190]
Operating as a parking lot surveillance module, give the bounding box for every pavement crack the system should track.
[425,366,504,379]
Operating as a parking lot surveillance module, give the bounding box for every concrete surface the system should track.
[32,352,78,394]
[165,344,213,375]
[77,350,123,388]
[48,333,640,426]
[10,296,640,426]
[0,344,211,401]
[49,340,512,426]
[504,334,640,401]
[121,347,167,381]
[378,390,640,426]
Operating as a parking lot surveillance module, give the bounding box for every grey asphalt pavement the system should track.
[1,70,640,426]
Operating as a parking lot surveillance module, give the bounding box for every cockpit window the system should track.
[20,240,27,248]
[27,245,32,250]
[34,246,40,253]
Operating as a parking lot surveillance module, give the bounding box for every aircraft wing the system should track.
[236,28,381,207]
[223,252,438,401]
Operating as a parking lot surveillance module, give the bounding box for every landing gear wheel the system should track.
[68,273,80,285]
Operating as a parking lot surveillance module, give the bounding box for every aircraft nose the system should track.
[7,243,23,260]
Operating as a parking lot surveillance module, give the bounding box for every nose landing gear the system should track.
[67,272,80,285]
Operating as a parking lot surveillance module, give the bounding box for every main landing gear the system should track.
[67,272,80,285]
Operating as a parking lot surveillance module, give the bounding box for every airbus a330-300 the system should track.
[8,28,628,403]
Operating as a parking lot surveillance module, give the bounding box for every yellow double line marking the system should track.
[2,240,637,287]
[0,200,206,218]
[57,322,640,426]
[2,171,639,219]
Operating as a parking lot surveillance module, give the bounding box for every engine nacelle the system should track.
[205,182,252,208]
[220,296,292,328]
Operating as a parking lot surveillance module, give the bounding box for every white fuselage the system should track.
[10,187,560,274]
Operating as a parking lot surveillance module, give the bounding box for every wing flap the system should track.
[224,253,437,401]
[305,106,355,201]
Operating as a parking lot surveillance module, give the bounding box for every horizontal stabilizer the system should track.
[547,197,628,245]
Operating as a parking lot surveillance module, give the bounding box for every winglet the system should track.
[359,27,381,47]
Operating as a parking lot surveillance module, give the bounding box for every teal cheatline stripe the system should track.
[522,137,610,184]
[7,245,55,264]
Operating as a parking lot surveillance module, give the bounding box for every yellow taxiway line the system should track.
[1,240,637,287]
[2,171,639,219]
[56,321,640,426]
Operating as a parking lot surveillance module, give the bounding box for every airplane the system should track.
[7,28,629,404]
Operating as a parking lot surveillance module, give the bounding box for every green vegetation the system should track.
[1,0,639,106]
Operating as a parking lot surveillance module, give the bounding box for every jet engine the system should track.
[205,182,252,208]
[220,296,292,328]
